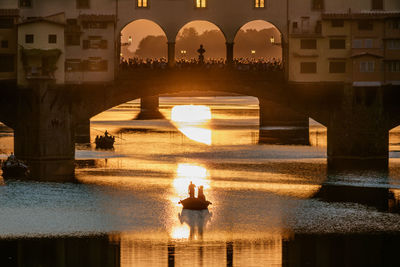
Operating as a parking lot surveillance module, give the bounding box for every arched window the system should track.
[254,0,265,8]
[137,0,148,8]
[195,0,207,8]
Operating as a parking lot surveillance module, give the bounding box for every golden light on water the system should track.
[171,105,212,145]
[171,105,212,122]
[171,225,191,239]
[173,163,210,196]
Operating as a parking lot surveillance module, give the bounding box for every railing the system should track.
[119,58,284,73]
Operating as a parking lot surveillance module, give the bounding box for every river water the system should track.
[0,96,400,266]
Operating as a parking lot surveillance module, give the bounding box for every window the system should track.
[387,40,400,49]
[48,34,57,44]
[66,34,80,46]
[364,39,373,48]
[65,59,82,72]
[83,58,108,71]
[386,61,400,72]
[0,18,14,29]
[331,20,344,27]
[388,20,400,30]
[25,34,34,44]
[19,0,32,7]
[254,0,265,8]
[137,0,148,7]
[195,0,207,8]
[358,20,373,31]
[0,55,14,72]
[301,17,310,33]
[300,39,317,49]
[330,39,346,49]
[311,0,324,10]
[77,0,89,9]
[352,39,363,48]
[352,39,374,48]
[329,62,346,73]
[83,37,108,49]
[360,61,375,72]
[371,0,383,10]
[300,62,317,73]
[1,40,8,48]
[66,19,81,46]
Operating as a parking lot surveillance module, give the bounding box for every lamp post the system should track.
[180,50,187,59]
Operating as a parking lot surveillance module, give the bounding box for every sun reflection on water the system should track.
[173,164,210,197]
[171,105,212,145]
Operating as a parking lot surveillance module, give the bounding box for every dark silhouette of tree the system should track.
[134,35,167,58]
[234,28,281,59]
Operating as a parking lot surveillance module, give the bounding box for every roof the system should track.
[0,9,19,17]
[322,12,400,20]
[78,14,115,22]
[350,52,384,58]
[18,18,65,27]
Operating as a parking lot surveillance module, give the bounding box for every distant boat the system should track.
[1,156,29,179]
[95,131,115,149]
[179,197,212,210]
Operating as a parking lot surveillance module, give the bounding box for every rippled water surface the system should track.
[0,96,400,266]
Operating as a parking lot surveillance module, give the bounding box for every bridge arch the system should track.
[233,20,283,61]
[120,19,168,60]
[174,20,227,61]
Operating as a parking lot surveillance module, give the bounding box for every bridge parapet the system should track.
[117,68,285,84]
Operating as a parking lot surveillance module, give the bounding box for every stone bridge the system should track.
[0,69,400,181]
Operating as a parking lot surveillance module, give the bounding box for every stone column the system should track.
[258,98,309,145]
[167,42,175,68]
[14,79,75,181]
[226,42,234,65]
[135,95,164,120]
[75,118,90,144]
[327,86,389,172]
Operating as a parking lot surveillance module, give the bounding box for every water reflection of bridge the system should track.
[1,231,400,266]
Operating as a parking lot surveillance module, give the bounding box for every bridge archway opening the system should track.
[120,19,167,61]
[234,20,282,62]
[175,21,226,61]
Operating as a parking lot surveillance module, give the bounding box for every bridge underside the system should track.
[1,70,400,181]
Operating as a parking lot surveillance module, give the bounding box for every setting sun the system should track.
[171,105,212,123]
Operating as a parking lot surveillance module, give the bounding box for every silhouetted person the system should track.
[8,152,15,162]
[104,130,109,137]
[188,181,195,198]
[198,185,205,201]
[197,44,205,64]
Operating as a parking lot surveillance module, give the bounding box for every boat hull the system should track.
[1,164,29,179]
[179,197,211,210]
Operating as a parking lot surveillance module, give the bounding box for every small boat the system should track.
[95,131,115,149]
[1,156,29,179]
[179,197,212,210]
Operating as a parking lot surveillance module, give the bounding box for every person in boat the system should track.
[7,152,16,162]
[104,130,109,137]
[188,181,195,198]
[95,135,99,142]
[198,185,206,201]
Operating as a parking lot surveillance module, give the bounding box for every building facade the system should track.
[0,0,398,86]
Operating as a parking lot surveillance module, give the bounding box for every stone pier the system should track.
[75,118,91,144]
[135,96,164,120]
[13,79,75,181]
[327,86,389,172]
[258,98,309,145]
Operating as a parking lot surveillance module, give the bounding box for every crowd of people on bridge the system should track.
[119,57,283,72]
